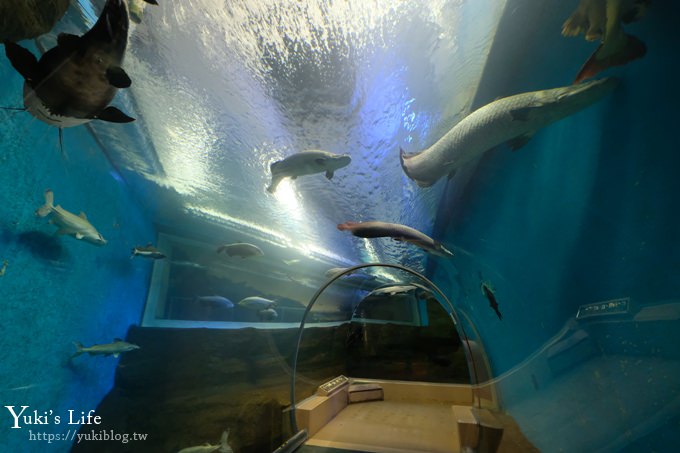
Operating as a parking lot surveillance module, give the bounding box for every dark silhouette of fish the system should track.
[481,281,502,320]
[3,0,158,131]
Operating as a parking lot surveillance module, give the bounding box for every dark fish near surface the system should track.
[400,78,618,187]
[131,243,166,259]
[3,0,158,128]
[481,281,502,320]
[216,242,263,258]
[337,221,453,257]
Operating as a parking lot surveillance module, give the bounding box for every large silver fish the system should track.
[267,150,351,193]
[36,190,106,246]
[400,77,618,187]
[337,221,453,258]
[71,338,140,359]
[3,0,157,129]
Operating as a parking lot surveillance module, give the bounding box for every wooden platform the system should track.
[305,400,458,453]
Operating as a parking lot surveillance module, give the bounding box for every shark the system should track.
[35,189,106,246]
[71,339,140,359]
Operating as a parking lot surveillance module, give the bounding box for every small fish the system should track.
[337,221,453,257]
[36,190,106,246]
[0,260,7,277]
[237,297,277,310]
[195,296,234,309]
[178,429,233,453]
[283,259,301,265]
[369,284,419,297]
[71,338,140,359]
[480,281,502,320]
[267,150,351,193]
[131,243,166,259]
[258,308,279,321]
[563,0,650,83]
[216,243,264,258]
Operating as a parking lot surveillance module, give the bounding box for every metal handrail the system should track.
[288,262,480,433]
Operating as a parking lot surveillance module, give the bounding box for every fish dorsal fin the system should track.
[95,107,135,123]
[106,67,132,88]
[4,42,40,82]
[57,33,82,53]
[146,243,152,247]
[79,212,87,219]
[507,132,535,151]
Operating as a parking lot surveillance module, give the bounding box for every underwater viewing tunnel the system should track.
[1,0,679,452]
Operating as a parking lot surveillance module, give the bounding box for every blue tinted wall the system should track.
[0,41,156,452]
[431,1,680,451]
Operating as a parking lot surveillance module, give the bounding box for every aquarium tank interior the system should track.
[0,0,678,452]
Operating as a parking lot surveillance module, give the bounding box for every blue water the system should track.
[1,0,679,452]
[0,7,155,452]
[430,1,680,451]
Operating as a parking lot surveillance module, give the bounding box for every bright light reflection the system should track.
[184,204,352,265]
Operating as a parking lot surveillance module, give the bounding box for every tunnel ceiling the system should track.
[79,0,506,270]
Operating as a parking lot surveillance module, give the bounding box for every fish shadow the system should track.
[17,230,68,261]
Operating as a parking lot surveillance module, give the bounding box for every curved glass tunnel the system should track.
[0,0,679,452]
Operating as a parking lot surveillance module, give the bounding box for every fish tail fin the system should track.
[70,342,84,359]
[574,34,646,84]
[36,189,55,217]
[435,241,454,258]
[400,148,434,187]
[130,249,136,259]
[219,429,231,453]
[399,147,412,178]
